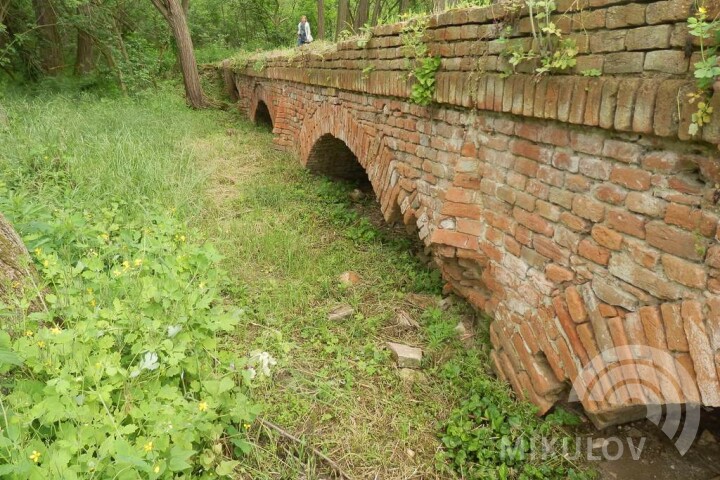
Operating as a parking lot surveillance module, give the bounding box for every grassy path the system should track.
[194,115,495,479]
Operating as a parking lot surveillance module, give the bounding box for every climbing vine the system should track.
[500,0,578,75]
[401,15,442,106]
[687,1,720,136]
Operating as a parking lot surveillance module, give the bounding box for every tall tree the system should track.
[353,0,369,30]
[335,0,349,39]
[399,0,410,14]
[148,0,205,108]
[317,0,325,40]
[74,4,94,75]
[32,0,63,74]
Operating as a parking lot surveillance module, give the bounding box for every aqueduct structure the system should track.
[219,0,720,425]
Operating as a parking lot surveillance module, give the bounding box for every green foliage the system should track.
[500,0,578,75]
[437,378,592,480]
[400,14,441,106]
[580,68,602,77]
[0,194,261,478]
[410,56,442,105]
[687,1,720,136]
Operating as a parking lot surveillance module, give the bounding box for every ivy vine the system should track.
[401,14,442,106]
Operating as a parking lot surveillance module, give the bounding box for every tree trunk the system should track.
[32,0,63,74]
[0,213,34,299]
[335,0,350,39]
[353,0,370,30]
[74,5,94,75]
[317,0,325,40]
[149,0,205,108]
[399,0,409,14]
[371,0,383,26]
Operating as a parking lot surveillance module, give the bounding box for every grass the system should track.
[0,84,585,479]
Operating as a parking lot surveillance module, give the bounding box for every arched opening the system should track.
[305,134,367,182]
[254,101,273,130]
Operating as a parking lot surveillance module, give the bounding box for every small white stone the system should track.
[387,342,423,369]
[328,305,354,321]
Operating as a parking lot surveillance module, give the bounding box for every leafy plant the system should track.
[500,0,578,75]
[437,379,592,479]
[356,24,374,48]
[580,68,602,77]
[400,14,441,106]
[0,190,264,478]
[687,1,720,136]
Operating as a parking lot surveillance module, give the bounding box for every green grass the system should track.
[0,84,588,479]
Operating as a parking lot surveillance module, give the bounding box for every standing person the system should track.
[297,15,313,46]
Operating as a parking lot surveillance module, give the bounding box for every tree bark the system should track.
[0,213,34,299]
[32,0,63,74]
[399,0,409,14]
[335,0,350,39]
[74,4,94,75]
[149,0,206,108]
[353,0,370,30]
[317,0,325,40]
[371,0,383,26]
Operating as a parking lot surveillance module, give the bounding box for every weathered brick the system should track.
[625,25,672,50]
[589,30,626,53]
[572,196,606,222]
[592,278,639,311]
[660,303,688,352]
[513,207,554,237]
[579,238,611,265]
[546,263,575,283]
[565,286,587,323]
[602,139,643,164]
[644,50,689,74]
[661,254,707,289]
[604,52,645,74]
[594,183,627,205]
[646,0,694,24]
[607,209,646,238]
[608,253,685,300]
[606,3,646,29]
[591,225,623,250]
[682,300,720,405]
[646,221,706,261]
[625,192,667,218]
[610,166,651,190]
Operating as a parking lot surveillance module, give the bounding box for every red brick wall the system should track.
[219,1,720,422]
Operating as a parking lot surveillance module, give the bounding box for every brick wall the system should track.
[219,0,720,424]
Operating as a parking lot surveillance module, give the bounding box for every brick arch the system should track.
[298,104,406,224]
[249,84,275,130]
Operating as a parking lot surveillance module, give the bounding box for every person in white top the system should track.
[297,16,313,46]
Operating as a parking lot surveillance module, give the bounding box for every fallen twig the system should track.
[258,418,352,480]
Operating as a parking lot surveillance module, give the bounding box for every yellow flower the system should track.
[29,450,41,463]
[122,260,130,270]
[37,341,45,348]
[243,423,251,430]
[100,233,110,241]
[134,258,143,267]
[699,6,707,14]
[87,288,94,294]
[50,326,61,335]
[180,235,186,242]
[34,247,42,256]
[143,441,153,452]
[25,330,33,337]
[89,299,97,308]
[43,259,49,268]
[112,269,122,277]
[198,401,208,412]
[154,465,160,474]
[199,282,206,289]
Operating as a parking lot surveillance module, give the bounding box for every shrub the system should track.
[0,186,263,478]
